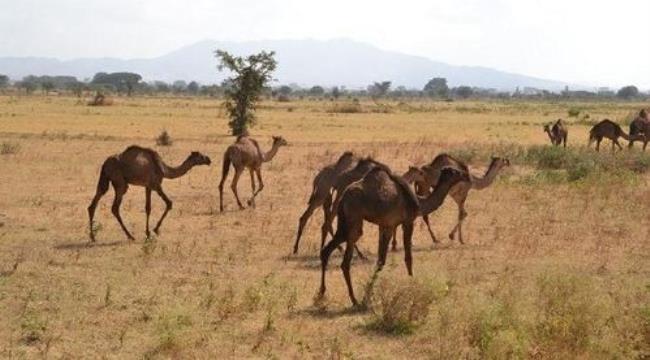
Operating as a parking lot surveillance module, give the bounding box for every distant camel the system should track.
[218,135,287,211]
[87,146,211,241]
[628,109,649,150]
[416,154,510,244]
[543,119,568,147]
[293,151,360,254]
[318,166,469,306]
[588,119,637,152]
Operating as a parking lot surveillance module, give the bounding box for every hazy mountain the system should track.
[0,39,570,90]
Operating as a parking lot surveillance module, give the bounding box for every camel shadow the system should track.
[298,305,367,319]
[283,252,374,270]
[53,240,125,251]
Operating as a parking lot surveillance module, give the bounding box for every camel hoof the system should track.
[449,233,454,241]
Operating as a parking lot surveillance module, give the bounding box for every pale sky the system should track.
[1,0,649,88]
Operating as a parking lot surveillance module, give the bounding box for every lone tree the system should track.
[617,85,639,99]
[369,81,391,98]
[216,50,277,136]
[454,85,473,99]
[0,74,9,88]
[91,72,142,96]
[424,77,449,98]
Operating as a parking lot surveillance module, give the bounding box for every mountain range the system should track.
[0,38,571,91]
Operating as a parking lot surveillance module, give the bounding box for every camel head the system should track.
[641,109,648,119]
[272,136,288,147]
[403,166,426,184]
[187,151,212,166]
[543,123,552,133]
[490,157,510,171]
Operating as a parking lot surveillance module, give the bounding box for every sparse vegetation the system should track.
[0,141,20,155]
[155,129,173,146]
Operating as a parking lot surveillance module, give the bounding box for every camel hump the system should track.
[366,167,420,211]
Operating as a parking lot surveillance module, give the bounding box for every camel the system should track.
[87,146,211,241]
[588,119,635,152]
[318,166,469,306]
[415,154,510,244]
[543,119,568,147]
[218,135,288,212]
[293,151,360,254]
[628,109,649,150]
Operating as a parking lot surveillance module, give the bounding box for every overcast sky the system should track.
[1,0,648,88]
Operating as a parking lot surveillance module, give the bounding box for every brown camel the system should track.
[416,154,510,244]
[293,151,360,254]
[588,119,636,152]
[87,146,211,241]
[318,166,469,306]
[628,109,649,150]
[218,135,288,211]
[543,119,568,147]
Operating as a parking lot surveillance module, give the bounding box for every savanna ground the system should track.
[0,95,649,359]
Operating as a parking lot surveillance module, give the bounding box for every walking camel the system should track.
[324,158,437,248]
[318,166,469,306]
[588,119,637,152]
[628,109,649,150]
[415,154,510,244]
[87,146,211,241]
[543,119,568,147]
[293,151,360,254]
[218,135,288,212]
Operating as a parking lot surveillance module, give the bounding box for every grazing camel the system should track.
[588,119,635,152]
[543,119,568,147]
[319,166,469,306]
[293,151,360,254]
[628,109,649,150]
[87,146,211,241]
[218,135,288,212]
[416,154,510,244]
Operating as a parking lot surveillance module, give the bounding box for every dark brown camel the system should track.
[628,109,649,150]
[318,166,469,306]
[588,119,635,152]
[415,154,510,244]
[293,151,360,254]
[218,135,287,211]
[87,146,211,241]
[543,119,568,147]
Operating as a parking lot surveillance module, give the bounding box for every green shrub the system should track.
[469,301,529,359]
[567,108,581,117]
[366,277,448,335]
[155,130,173,146]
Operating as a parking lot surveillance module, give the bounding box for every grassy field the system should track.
[0,95,649,359]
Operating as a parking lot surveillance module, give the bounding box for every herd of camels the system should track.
[86,109,648,305]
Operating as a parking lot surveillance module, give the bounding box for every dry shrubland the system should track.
[0,95,648,358]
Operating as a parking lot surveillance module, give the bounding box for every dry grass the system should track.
[0,95,648,358]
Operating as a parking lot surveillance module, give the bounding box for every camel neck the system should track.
[471,161,500,190]
[545,129,555,142]
[401,170,419,184]
[263,143,281,162]
[418,176,455,215]
[161,158,194,179]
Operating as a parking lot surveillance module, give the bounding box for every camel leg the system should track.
[145,187,152,238]
[449,196,468,244]
[376,226,393,272]
[247,169,256,208]
[153,186,172,235]
[402,222,414,276]
[318,219,352,298]
[294,199,320,254]
[342,220,364,306]
[422,214,438,243]
[87,180,110,242]
[644,140,648,152]
[111,181,134,241]
[319,193,332,249]
[248,168,265,207]
[391,227,398,252]
[614,139,623,151]
[218,169,227,213]
[230,167,245,210]
[596,138,601,152]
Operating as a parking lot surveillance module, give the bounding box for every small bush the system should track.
[156,130,173,146]
[526,145,570,169]
[1,141,20,155]
[567,108,581,117]
[155,307,192,351]
[327,102,363,114]
[566,158,598,182]
[276,94,290,102]
[366,277,447,335]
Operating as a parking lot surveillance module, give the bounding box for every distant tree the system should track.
[368,81,391,98]
[617,85,639,99]
[172,80,187,93]
[424,77,449,97]
[187,81,200,95]
[41,81,55,93]
[0,75,10,88]
[215,49,277,136]
[454,86,473,99]
[331,86,341,99]
[153,81,170,93]
[17,77,38,94]
[309,85,325,96]
[278,85,292,96]
[91,72,142,96]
